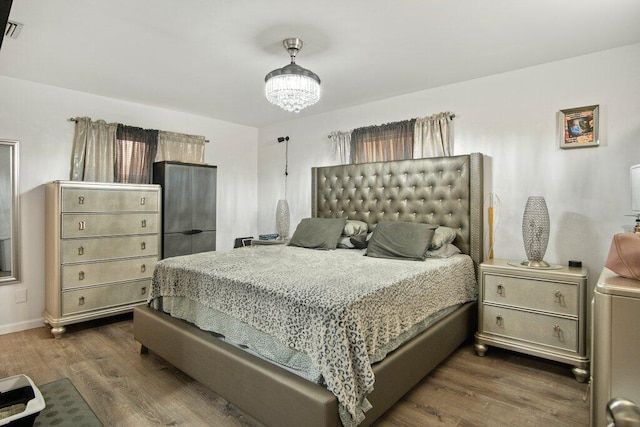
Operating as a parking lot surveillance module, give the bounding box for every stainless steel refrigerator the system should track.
[153,161,217,258]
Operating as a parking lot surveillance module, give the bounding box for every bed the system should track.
[134,153,484,426]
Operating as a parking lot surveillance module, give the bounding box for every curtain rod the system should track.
[327,113,456,138]
[67,118,210,143]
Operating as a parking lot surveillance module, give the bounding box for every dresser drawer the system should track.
[62,188,158,212]
[62,256,157,289]
[483,273,578,316]
[61,235,159,263]
[62,213,159,238]
[61,280,149,315]
[482,305,578,352]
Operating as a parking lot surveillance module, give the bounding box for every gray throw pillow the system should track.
[366,221,437,261]
[343,220,368,236]
[430,226,457,250]
[288,217,347,250]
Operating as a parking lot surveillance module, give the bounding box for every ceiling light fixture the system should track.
[265,38,320,113]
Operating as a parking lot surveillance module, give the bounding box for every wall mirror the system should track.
[0,140,19,284]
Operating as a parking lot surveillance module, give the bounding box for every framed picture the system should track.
[558,104,599,149]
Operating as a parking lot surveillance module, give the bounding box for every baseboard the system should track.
[0,317,44,335]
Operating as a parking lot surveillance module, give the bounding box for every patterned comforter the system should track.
[149,245,477,426]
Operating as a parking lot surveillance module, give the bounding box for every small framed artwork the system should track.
[558,104,599,149]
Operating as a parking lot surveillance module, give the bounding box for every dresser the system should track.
[474,259,589,382]
[44,181,161,338]
[591,268,640,426]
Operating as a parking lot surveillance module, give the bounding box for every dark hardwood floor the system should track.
[0,315,589,426]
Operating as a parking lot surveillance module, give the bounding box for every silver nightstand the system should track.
[250,239,288,246]
[474,259,589,382]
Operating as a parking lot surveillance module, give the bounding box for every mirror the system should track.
[0,140,19,284]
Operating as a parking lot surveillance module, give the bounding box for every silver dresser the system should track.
[591,268,640,426]
[44,181,161,338]
[475,259,589,382]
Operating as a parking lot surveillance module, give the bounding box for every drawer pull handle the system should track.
[78,220,86,230]
[141,242,146,250]
[78,296,85,306]
[78,271,85,281]
[78,246,84,256]
[497,284,505,296]
[554,290,563,304]
[78,196,85,205]
[141,287,147,295]
[141,264,146,273]
[495,314,503,327]
[141,219,147,228]
[140,197,146,205]
[553,324,565,342]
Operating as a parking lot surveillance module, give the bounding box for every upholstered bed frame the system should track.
[134,153,484,427]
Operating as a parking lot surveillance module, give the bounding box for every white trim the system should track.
[0,317,44,336]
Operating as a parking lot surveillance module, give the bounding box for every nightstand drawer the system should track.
[482,305,578,352]
[483,273,578,316]
[62,280,149,315]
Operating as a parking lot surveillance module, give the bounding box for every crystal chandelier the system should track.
[265,38,321,113]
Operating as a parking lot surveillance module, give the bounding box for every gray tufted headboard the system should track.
[311,153,484,268]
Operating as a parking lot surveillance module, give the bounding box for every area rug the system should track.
[34,378,102,427]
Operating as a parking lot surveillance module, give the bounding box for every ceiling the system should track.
[2,0,639,128]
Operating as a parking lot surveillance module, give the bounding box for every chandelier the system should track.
[265,38,321,113]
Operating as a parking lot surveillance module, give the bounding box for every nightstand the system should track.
[250,239,288,246]
[474,259,589,382]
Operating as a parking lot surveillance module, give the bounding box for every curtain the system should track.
[413,112,453,158]
[330,131,352,164]
[70,117,117,182]
[156,131,205,164]
[351,120,415,164]
[115,125,158,184]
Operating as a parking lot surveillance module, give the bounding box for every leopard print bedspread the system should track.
[150,245,477,426]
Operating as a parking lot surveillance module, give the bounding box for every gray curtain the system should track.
[330,131,352,164]
[413,112,453,158]
[351,120,415,164]
[70,117,117,182]
[115,125,158,184]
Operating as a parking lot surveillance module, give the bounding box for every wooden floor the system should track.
[0,314,589,426]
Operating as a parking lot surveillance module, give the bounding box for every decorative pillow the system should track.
[343,220,368,236]
[337,236,356,249]
[366,221,437,261]
[288,217,347,250]
[430,226,457,250]
[349,233,369,249]
[425,243,461,258]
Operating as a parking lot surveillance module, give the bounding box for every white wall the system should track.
[257,43,640,292]
[0,76,258,334]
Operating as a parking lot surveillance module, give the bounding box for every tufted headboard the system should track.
[311,153,484,267]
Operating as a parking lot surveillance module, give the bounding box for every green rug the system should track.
[34,378,102,427]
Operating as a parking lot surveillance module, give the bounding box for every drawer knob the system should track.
[141,219,147,228]
[495,314,503,326]
[78,220,86,230]
[78,196,85,205]
[140,197,146,205]
[497,284,505,296]
[141,286,147,295]
[78,246,84,256]
[141,242,146,250]
[78,271,85,281]
[78,296,85,306]
[141,264,146,273]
